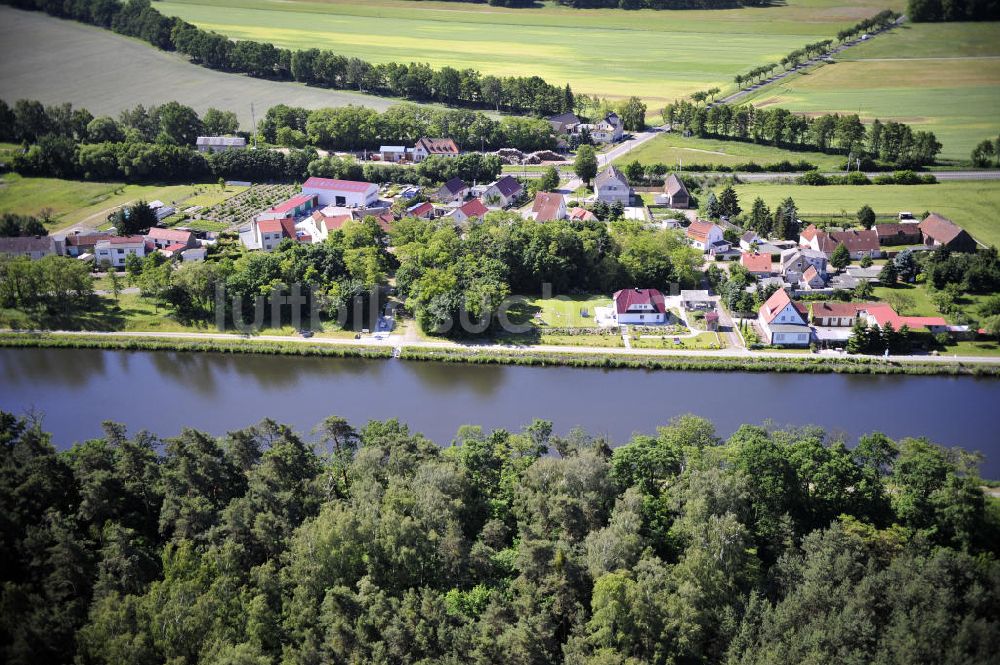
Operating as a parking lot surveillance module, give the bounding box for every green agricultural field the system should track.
[727,180,1000,247]
[0,174,242,231]
[0,6,413,125]
[156,0,901,106]
[615,132,846,169]
[742,22,1000,162]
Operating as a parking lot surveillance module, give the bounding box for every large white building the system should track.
[612,288,667,325]
[594,165,632,206]
[757,288,810,347]
[95,236,147,268]
[301,177,379,209]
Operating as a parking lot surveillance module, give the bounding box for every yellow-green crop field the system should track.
[156,0,902,106]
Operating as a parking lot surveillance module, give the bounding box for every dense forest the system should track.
[907,0,1000,21]
[1,410,997,664]
[0,0,571,115]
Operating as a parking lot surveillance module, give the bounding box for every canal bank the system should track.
[2,331,1000,377]
[2,346,999,477]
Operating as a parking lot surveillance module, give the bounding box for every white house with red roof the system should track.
[406,201,436,220]
[757,288,811,346]
[612,288,667,325]
[859,303,949,334]
[241,218,296,252]
[413,138,460,163]
[145,227,197,251]
[686,220,724,252]
[301,177,379,208]
[740,252,772,277]
[95,236,148,268]
[257,193,318,221]
[448,199,490,224]
[529,192,567,222]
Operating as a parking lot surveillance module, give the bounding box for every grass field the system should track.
[528,295,611,327]
[0,7,415,126]
[155,0,900,106]
[728,181,1000,248]
[0,174,244,231]
[742,22,1000,162]
[614,132,846,169]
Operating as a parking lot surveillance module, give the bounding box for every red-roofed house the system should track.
[830,229,882,259]
[686,220,724,252]
[302,177,379,208]
[919,213,977,252]
[244,218,296,252]
[448,199,490,224]
[612,288,667,325]
[757,288,810,346]
[810,301,864,327]
[799,264,827,290]
[413,138,460,162]
[569,207,598,222]
[740,252,772,277]
[258,193,318,221]
[529,192,567,222]
[859,303,948,333]
[145,227,197,250]
[407,201,436,220]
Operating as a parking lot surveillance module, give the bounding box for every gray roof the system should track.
[0,235,57,254]
[196,136,246,147]
[595,165,629,188]
[664,173,689,197]
[490,175,523,198]
[680,289,711,301]
[439,177,468,195]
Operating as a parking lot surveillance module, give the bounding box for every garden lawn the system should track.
[632,332,725,350]
[728,181,1000,248]
[155,0,901,105]
[528,294,612,328]
[742,22,1000,162]
[616,132,845,170]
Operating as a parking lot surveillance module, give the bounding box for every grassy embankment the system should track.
[156,0,899,107]
[0,173,245,231]
[740,22,1000,162]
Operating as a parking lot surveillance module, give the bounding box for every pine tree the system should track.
[749,197,771,236]
[705,192,721,219]
[719,186,741,218]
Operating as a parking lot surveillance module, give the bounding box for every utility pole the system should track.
[250,103,258,150]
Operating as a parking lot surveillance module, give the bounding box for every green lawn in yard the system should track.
[727,181,1000,248]
[156,0,900,105]
[0,174,241,231]
[540,333,624,348]
[741,22,1000,162]
[528,294,611,328]
[632,332,725,350]
[616,132,846,170]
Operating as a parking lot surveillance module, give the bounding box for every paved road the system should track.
[6,328,999,366]
[719,17,905,106]
[558,127,666,194]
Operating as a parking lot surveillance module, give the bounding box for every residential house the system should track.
[379,145,413,163]
[757,288,810,346]
[919,213,977,252]
[64,232,111,257]
[145,227,196,251]
[740,252,773,277]
[612,288,667,325]
[798,265,827,290]
[704,311,720,331]
[591,112,623,143]
[482,176,524,208]
[830,229,882,259]
[860,303,949,334]
[435,177,469,204]
[740,231,760,252]
[659,174,690,208]
[148,200,175,221]
[568,207,598,222]
[810,301,863,327]
[529,192,567,222]
[296,211,353,244]
[406,201,436,220]
[257,193,318,221]
[95,236,148,268]
[680,290,713,311]
[780,248,828,283]
[594,165,632,205]
[413,138,460,163]
[0,235,61,260]
[196,136,246,153]
[448,199,490,224]
[301,177,379,208]
[241,218,296,252]
[685,220,724,252]
[548,112,581,134]
[874,222,922,246]
[181,247,207,262]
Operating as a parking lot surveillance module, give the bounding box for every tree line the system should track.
[0,409,996,665]
[1,99,532,185]
[663,101,942,167]
[1,0,571,116]
[391,212,704,335]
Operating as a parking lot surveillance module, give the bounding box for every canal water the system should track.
[2,348,999,476]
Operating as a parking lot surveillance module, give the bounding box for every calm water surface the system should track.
[2,348,999,476]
